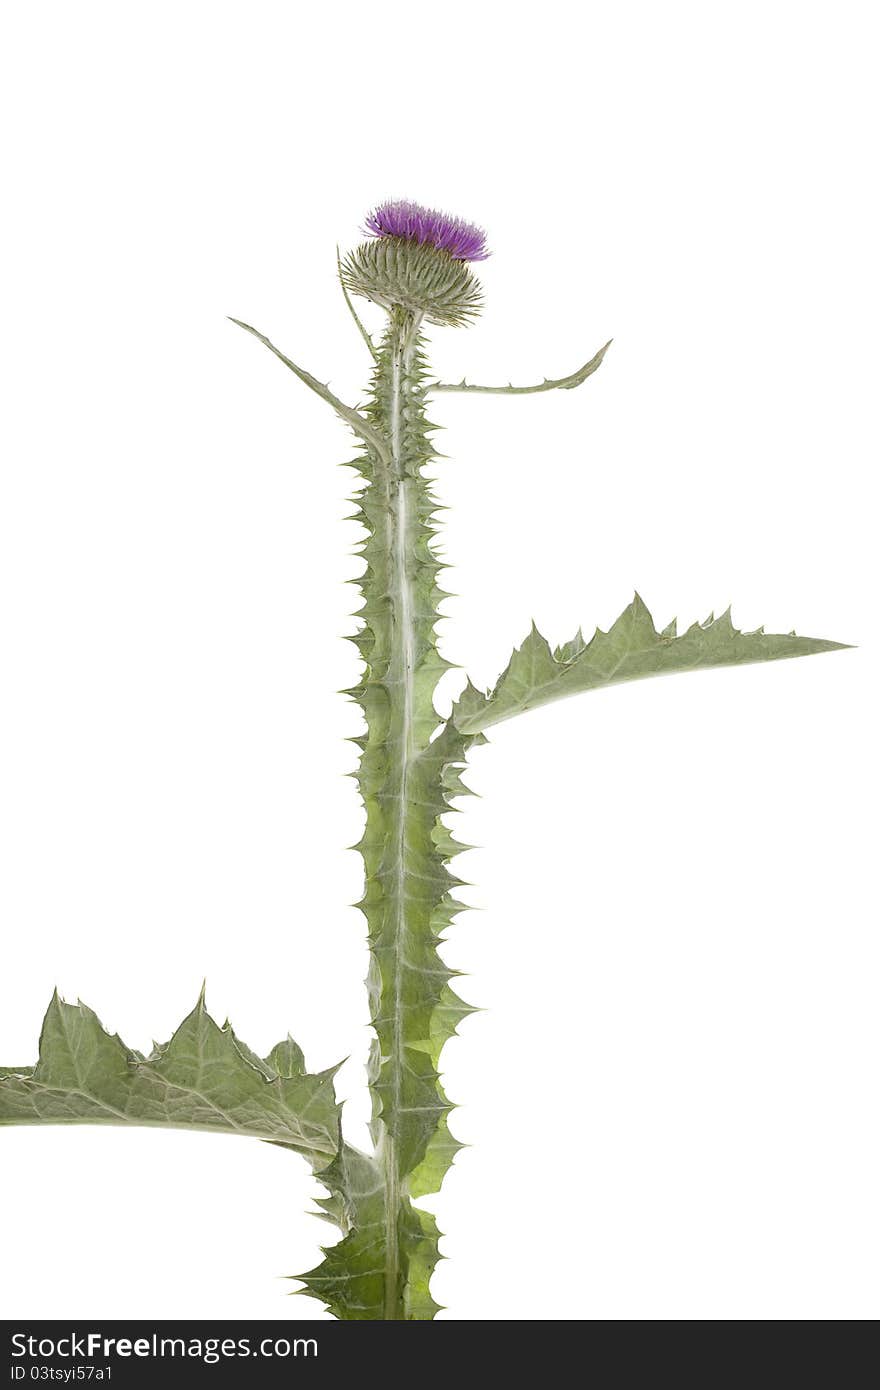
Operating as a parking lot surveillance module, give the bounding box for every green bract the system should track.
[341,237,483,326]
[0,209,848,1320]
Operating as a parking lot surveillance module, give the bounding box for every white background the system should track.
[0,1,876,1321]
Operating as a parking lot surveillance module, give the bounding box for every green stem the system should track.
[304,306,468,1318]
[370,308,428,1318]
[382,310,421,1316]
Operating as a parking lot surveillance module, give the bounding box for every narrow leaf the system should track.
[431,339,611,395]
[337,246,380,362]
[229,318,390,462]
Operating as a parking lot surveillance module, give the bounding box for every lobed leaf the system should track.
[453,594,849,734]
[0,991,339,1163]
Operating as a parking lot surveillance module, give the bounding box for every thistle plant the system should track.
[0,201,847,1321]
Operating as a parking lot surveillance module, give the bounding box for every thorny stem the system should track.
[375,307,423,1318]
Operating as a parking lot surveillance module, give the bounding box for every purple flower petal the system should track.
[363,200,489,262]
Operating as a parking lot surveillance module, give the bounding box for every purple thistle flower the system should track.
[363,200,489,262]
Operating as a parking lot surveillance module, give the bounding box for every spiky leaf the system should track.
[453,595,848,734]
[432,338,612,394]
[0,992,339,1162]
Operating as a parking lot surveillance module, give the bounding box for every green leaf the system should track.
[228,318,391,463]
[431,338,612,394]
[0,992,339,1163]
[337,246,380,362]
[453,594,849,734]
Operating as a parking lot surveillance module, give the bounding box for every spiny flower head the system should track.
[364,200,489,262]
[342,200,487,328]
